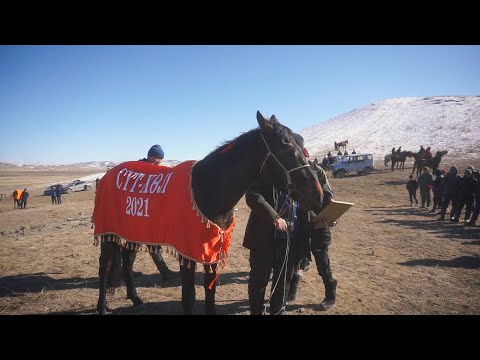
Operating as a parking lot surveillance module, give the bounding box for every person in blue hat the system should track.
[137,144,178,281]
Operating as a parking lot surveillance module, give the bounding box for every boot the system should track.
[318,279,336,311]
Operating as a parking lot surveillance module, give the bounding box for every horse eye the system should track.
[281,139,293,147]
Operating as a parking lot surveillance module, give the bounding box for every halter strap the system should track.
[259,131,311,187]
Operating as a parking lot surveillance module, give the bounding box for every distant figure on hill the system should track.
[327,151,331,158]
[351,149,356,154]
[343,150,348,155]
[334,141,337,151]
[96,178,100,189]
[337,150,342,156]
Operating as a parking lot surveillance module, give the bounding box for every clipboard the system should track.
[312,199,354,227]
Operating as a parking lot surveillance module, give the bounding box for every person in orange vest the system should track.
[12,189,23,209]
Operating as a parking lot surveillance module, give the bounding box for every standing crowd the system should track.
[406,164,479,226]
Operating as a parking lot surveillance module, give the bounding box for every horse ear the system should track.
[257,111,276,131]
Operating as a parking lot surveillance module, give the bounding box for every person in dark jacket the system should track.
[243,177,299,315]
[288,156,337,311]
[431,169,445,212]
[438,166,461,221]
[452,169,478,223]
[465,165,480,226]
[138,144,177,281]
[406,175,419,206]
[51,186,57,205]
[20,188,29,209]
[418,167,434,208]
[243,133,309,315]
[56,184,62,204]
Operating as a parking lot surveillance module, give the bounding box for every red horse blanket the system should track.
[92,161,235,265]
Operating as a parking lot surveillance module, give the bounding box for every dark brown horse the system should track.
[335,140,348,151]
[391,151,413,171]
[411,150,448,177]
[95,111,324,315]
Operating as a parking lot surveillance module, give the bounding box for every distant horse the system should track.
[390,151,413,172]
[384,154,393,167]
[411,150,448,177]
[335,140,348,151]
[94,111,323,315]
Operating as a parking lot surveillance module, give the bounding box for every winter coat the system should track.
[458,177,478,201]
[418,172,434,190]
[243,177,294,253]
[444,173,462,196]
[406,179,418,192]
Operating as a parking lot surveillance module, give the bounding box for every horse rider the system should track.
[396,146,402,155]
[139,144,178,281]
[418,145,426,159]
[288,146,338,311]
[424,147,433,162]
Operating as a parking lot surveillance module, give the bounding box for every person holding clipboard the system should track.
[289,139,348,311]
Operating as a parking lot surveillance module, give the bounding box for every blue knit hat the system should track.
[148,144,164,159]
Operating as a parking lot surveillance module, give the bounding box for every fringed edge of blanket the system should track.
[93,233,227,273]
[188,163,216,230]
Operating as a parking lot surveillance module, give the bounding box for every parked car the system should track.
[66,180,93,192]
[43,184,68,196]
[330,153,375,178]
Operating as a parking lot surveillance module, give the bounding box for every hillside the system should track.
[300,96,480,161]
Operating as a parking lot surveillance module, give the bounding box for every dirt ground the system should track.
[1,159,479,315]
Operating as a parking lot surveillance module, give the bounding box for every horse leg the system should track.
[203,263,218,315]
[121,248,144,307]
[97,240,121,315]
[180,259,196,315]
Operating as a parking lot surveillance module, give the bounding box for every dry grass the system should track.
[0,159,479,315]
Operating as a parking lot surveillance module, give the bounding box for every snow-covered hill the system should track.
[300,96,480,161]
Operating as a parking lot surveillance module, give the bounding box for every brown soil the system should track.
[0,159,479,315]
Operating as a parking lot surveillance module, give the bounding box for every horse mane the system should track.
[203,128,260,161]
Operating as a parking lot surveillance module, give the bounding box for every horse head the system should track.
[435,150,448,157]
[256,111,322,213]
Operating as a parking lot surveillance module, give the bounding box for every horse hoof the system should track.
[130,296,144,307]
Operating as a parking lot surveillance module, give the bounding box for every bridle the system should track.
[259,131,311,189]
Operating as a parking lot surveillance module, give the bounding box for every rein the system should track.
[259,132,311,189]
